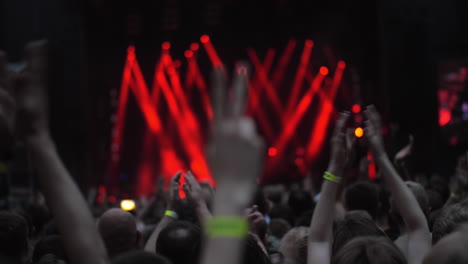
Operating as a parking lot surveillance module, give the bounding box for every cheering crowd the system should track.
[0,40,467,264]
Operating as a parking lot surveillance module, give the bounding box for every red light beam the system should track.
[200,35,223,69]
[284,40,314,118]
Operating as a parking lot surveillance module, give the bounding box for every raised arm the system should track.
[16,41,108,264]
[364,105,430,264]
[308,112,349,264]
[145,172,181,252]
[183,171,212,225]
[200,64,265,264]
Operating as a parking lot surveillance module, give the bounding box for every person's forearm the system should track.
[200,185,248,264]
[375,155,427,231]
[309,164,341,242]
[144,215,174,252]
[307,164,341,264]
[195,201,212,228]
[28,134,108,264]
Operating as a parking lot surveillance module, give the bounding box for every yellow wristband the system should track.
[323,171,342,184]
[165,210,179,219]
[206,216,248,238]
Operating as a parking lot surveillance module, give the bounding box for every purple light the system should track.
[462,103,468,113]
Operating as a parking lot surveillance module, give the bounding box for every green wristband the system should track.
[165,210,179,219]
[323,171,342,184]
[206,216,248,238]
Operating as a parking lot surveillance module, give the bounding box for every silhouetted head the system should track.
[287,190,314,218]
[32,235,67,263]
[332,211,387,255]
[98,208,139,258]
[0,211,29,260]
[390,182,429,229]
[332,236,406,264]
[112,250,171,264]
[156,221,201,264]
[269,218,292,239]
[243,234,272,264]
[279,227,308,264]
[344,181,379,219]
[432,197,468,244]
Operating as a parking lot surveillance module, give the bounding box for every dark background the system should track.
[1,0,467,192]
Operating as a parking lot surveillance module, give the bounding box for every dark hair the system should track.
[156,220,201,264]
[43,220,59,236]
[0,211,29,258]
[405,182,429,216]
[429,176,450,203]
[32,235,67,263]
[25,203,51,237]
[390,182,429,229]
[295,210,314,227]
[287,190,314,218]
[243,234,272,264]
[332,236,407,264]
[432,197,468,244]
[252,188,269,215]
[112,250,171,264]
[269,218,291,239]
[264,185,284,205]
[36,254,66,264]
[427,190,444,212]
[332,211,387,255]
[344,182,379,219]
[269,205,295,226]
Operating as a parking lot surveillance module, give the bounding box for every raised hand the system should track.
[395,135,414,162]
[183,171,204,204]
[246,205,267,239]
[183,170,212,223]
[207,63,265,212]
[201,63,266,264]
[167,171,182,211]
[16,40,49,139]
[329,112,350,172]
[16,40,108,264]
[364,105,386,159]
[363,105,430,264]
[308,111,350,264]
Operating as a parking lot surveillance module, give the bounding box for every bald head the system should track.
[98,209,138,258]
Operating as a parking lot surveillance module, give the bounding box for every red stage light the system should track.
[352,104,361,113]
[161,42,171,50]
[354,127,364,138]
[439,108,451,126]
[268,147,278,157]
[320,66,329,75]
[200,35,210,43]
[127,45,135,54]
[190,43,200,51]
[184,50,194,58]
[367,152,376,181]
[338,60,346,69]
[305,40,314,48]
